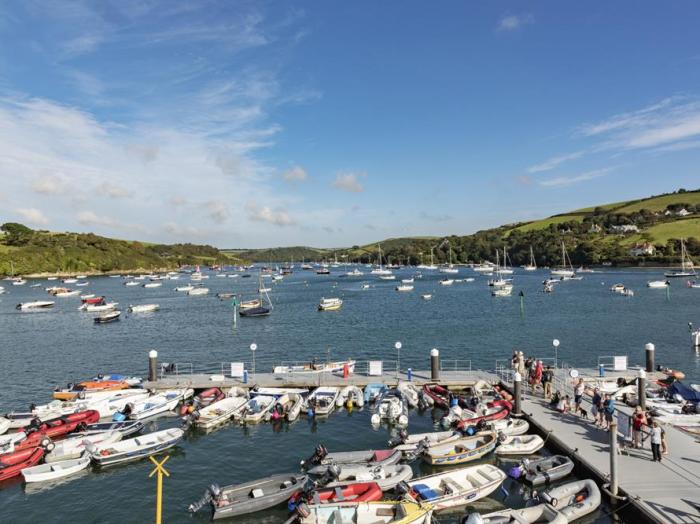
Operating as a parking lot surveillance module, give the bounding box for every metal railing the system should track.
[440,359,472,372]
[597,355,628,370]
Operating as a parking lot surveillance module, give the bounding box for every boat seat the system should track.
[249,488,264,498]
[412,483,439,501]
[442,477,463,495]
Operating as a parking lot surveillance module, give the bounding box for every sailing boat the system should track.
[491,250,513,296]
[523,246,537,271]
[665,238,697,278]
[239,275,273,317]
[370,244,393,275]
[439,244,459,274]
[551,242,576,278]
[500,246,514,275]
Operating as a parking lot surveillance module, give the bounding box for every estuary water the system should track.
[0,267,698,522]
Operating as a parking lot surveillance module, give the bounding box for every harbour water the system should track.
[1,267,698,522]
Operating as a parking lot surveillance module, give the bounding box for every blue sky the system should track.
[1,1,699,247]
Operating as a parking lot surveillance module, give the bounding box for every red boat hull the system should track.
[422,384,451,409]
[456,400,512,430]
[290,482,383,506]
[0,447,44,482]
[15,410,100,450]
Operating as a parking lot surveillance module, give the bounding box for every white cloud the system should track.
[31,175,70,195]
[246,201,295,226]
[498,14,534,31]
[283,166,307,183]
[96,182,133,199]
[77,210,119,228]
[203,200,231,224]
[169,196,188,207]
[163,222,206,238]
[539,167,614,188]
[579,97,700,150]
[527,151,584,173]
[333,171,366,193]
[16,207,49,225]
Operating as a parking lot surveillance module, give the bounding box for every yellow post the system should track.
[149,455,170,524]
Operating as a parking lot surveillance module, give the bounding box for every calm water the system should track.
[1,267,698,522]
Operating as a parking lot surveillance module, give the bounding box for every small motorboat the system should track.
[452,400,512,430]
[396,284,414,292]
[495,434,544,456]
[82,420,144,438]
[364,384,387,403]
[239,305,270,317]
[336,386,365,408]
[303,445,403,473]
[80,302,118,312]
[190,396,247,429]
[518,455,575,486]
[270,393,304,422]
[462,478,601,524]
[124,281,141,287]
[439,279,454,286]
[422,384,452,410]
[407,464,506,511]
[45,430,122,463]
[296,500,433,524]
[240,395,276,424]
[22,455,91,483]
[0,417,9,435]
[289,482,383,510]
[0,447,45,482]
[305,387,341,416]
[16,301,55,311]
[647,280,670,288]
[318,297,343,311]
[423,432,498,466]
[116,389,193,421]
[482,417,529,437]
[179,387,226,416]
[94,310,121,324]
[53,378,132,401]
[188,473,308,520]
[87,428,184,467]
[397,382,421,408]
[80,295,101,303]
[421,293,433,300]
[321,463,414,491]
[610,283,626,292]
[128,304,160,313]
[142,282,162,288]
[371,390,408,426]
[389,430,462,455]
[187,287,209,295]
[55,290,80,297]
[174,285,194,292]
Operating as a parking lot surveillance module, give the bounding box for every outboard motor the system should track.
[387,428,409,448]
[188,484,219,513]
[300,444,328,468]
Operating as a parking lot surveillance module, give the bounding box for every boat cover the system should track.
[668,382,700,403]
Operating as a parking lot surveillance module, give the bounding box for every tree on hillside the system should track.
[1,222,34,246]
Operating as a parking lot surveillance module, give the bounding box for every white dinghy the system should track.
[336,386,365,408]
[45,430,123,463]
[22,456,91,483]
[407,464,506,511]
[495,434,544,455]
[120,389,193,421]
[192,395,248,429]
[87,428,184,467]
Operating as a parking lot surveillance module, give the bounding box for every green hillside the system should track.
[0,223,239,276]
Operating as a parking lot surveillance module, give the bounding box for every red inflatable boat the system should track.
[422,384,452,409]
[14,410,100,451]
[290,482,383,507]
[0,447,44,482]
[456,400,512,430]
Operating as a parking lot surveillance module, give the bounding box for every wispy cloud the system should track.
[16,207,49,225]
[77,210,142,231]
[96,182,133,199]
[202,200,231,224]
[539,167,614,188]
[246,201,295,226]
[497,14,534,32]
[579,97,700,150]
[527,151,584,173]
[333,171,366,193]
[31,175,70,195]
[283,166,307,183]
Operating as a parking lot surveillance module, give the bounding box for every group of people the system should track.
[511,350,555,398]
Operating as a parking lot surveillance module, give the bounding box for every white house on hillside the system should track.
[628,242,656,256]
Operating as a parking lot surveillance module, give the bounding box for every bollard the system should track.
[148,350,158,382]
[609,419,618,497]
[407,368,413,382]
[430,348,440,381]
[599,363,605,377]
[243,369,248,384]
[513,372,522,415]
[638,369,647,411]
[645,343,655,373]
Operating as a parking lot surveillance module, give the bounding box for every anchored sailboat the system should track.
[523,246,537,271]
[665,238,696,278]
[239,275,273,317]
[550,242,576,278]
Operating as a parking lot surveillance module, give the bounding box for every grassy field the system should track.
[508,215,584,233]
[572,201,629,213]
[613,191,700,214]
[621,217,700,245]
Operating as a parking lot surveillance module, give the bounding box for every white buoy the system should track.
[370,413,380,425]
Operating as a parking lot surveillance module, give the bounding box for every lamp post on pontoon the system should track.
[250,343,257,382]
[395,341,402,379]
[552,339,560,369]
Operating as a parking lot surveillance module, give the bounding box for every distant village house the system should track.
[610,224,639,234]
[628,242,656,256]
